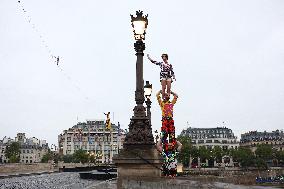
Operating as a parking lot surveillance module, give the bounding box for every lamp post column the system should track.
[134,40,146,118]
[145,98,152,126]
[123,11,154,146]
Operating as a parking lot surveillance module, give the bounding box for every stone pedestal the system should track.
[113,145,163,189]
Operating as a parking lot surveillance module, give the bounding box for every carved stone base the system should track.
[113,145,163,189]
[124,117,155,145]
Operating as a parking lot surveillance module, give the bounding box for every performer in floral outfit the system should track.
[147,54,176,98]
[156,90,179,176]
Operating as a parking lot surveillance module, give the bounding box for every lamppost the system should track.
[123,10,154,146]
[154,130,159,144]
[113,11,162,187]
[144,80,152,125]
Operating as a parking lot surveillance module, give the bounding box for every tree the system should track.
[41,150,53,163]
[62,154,74,163]
[190,146,199,159]
[5,142,21,163]
[254,157,267,170]
[73,149,89,164]
[176,135,191,166]
[255,144,272,161]
[212,146,223,163]
[198,146,210,164]
[237,147,255,169]
[275,150,284,166]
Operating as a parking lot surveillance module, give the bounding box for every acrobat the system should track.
[156,90,179,176]
[147,54,176,98]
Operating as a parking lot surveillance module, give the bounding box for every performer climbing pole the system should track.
[156,90,181,176]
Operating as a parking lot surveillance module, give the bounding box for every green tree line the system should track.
[177,135,284,169]
[4,142,99,164]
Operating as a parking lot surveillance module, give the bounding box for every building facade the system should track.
[180,127,239,168]
[0,136,14,163]
[58,120,125,164]
[0,133,49,163]
[240,130,284,152]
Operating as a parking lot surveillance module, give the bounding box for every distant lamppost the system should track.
[124,10,154,146]
[144,80,152,125]
[154,130,159,144]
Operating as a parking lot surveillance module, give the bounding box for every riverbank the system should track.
[0,163,57,176]
[0,170,58,179]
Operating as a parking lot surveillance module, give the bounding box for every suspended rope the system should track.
[15,0,121,124]
[15,0,100,103]
[17,0,57,63]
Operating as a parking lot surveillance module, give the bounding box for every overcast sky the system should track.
[1,0,284,146]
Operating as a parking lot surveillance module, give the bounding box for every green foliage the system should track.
[176,135,191,166]
[190,146,199,159]
[212,146,223,163]
[255,144,272,161]
[41,150,53,163]
[62,154,74,163]
[275,150,284,164]
[89,155,97,164]
[73,149,89,164]
[237,147,255,168]
[254,157,267,170]
[198,146,210,162]
[5,142,21,163]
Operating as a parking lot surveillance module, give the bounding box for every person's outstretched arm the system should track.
[156,90,162,106]
[147,54,160,65]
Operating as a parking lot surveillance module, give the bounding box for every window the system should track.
[222,146,228,150]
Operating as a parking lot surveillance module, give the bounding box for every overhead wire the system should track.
[15,0,108,114]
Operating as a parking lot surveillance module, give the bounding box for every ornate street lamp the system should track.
[123,10,154,146]
[113,12,162,187]
[144,81,152,125]
[131,11,148,41]
[144,81,152,99]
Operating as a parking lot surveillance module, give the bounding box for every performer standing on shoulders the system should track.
[147,54,176,98]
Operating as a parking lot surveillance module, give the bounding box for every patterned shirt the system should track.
[156,93,178,118]
[152,61,175,79]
